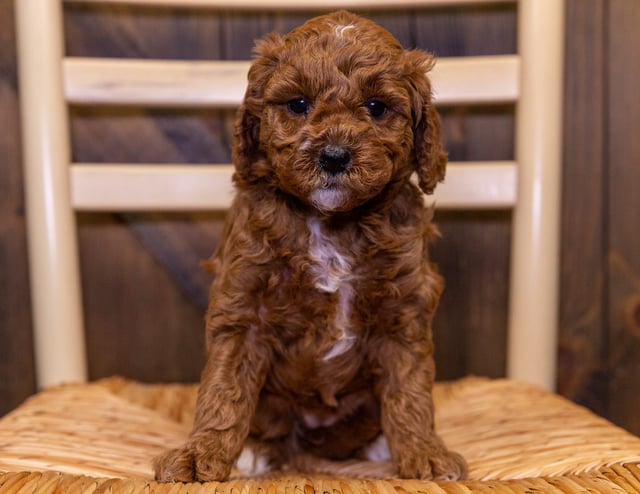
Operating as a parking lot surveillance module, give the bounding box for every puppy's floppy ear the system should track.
[232,33,284,183]
[404,49,447,194]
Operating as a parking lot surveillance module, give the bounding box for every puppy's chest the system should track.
[301,218,359,361]
[306,218,354,294]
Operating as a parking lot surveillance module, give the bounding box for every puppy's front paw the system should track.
[397,448,467,481]
[154,447,196,483]
[429,449,467,481]
[154,445,233,483]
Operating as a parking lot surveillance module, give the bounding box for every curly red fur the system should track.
[154,11,466,482]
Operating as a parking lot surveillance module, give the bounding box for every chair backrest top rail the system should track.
[64,55,520,107]
[63,0,517,10]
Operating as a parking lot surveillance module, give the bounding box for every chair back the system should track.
[15,0,564,390]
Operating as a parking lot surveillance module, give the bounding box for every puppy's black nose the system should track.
[318,144,351,175]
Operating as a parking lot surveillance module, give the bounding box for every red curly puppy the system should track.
[155,11,466,482]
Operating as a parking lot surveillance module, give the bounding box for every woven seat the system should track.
[1,377,639,493]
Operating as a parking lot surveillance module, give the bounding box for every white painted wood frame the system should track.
[62,56,520,107]
[507,0,564,390]
[15,0,88,387]
[63,0,515,9]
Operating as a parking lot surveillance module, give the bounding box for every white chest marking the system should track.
[322,283,357,361]
[307,218,351,294]
[307,218,357,360]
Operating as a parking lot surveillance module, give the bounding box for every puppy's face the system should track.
[234,11,446,213]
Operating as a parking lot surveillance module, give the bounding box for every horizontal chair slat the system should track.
[63,0,516,10]
[64,55,519,107]
[72,164,236,211]
[70,162,517,211]
[431,161,517,209]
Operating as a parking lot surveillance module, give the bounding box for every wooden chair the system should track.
[3,0,639,492]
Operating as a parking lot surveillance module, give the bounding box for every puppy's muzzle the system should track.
[318,144,351,175]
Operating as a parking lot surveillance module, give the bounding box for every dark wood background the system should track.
[1,0,639,436]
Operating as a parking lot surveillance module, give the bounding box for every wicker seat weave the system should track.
[1,377,639,493]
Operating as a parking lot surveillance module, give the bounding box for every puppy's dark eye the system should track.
[365,100,388,118]
[287,97,310,114]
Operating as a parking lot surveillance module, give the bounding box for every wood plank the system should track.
[122,212,225,312]
[77,213,208,382]
[413,3,516,57]
[69,107,232,164]
[556,0,608,416]
[439,106,514,163]
[63,0,516,9]
[0,0,37,414]
[64,4,225,60]
[430,162,517,209]
[433,211,511,380]
[607,0,640,436]
[64,59,248,108]
[63,55,519,107]
[71,164,236,210]
[69,162,516,211]
[432,56,519,104]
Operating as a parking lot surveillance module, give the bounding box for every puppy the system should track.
[155,10,466,482]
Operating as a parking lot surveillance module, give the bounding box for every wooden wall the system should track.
[1,0,638,436]
[557,0,640,434]
[606,0,640,435]
[0,0,36,414]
